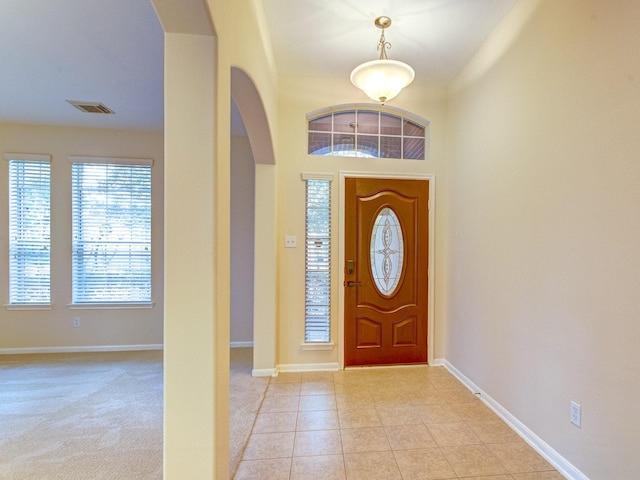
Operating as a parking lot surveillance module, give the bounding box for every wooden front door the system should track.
[344,177,429,366]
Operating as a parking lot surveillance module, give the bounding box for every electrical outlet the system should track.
[570,401,581,427]
[73,317,80,328]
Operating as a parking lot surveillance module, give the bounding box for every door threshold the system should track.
[344,362,429,370]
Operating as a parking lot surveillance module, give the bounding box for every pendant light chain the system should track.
[377,28,391,60]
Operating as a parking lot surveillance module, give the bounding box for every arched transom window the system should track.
[307,106,428,159]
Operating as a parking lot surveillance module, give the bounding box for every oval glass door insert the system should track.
[370,207,404,295]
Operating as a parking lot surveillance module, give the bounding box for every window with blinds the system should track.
[7,155,51,304]
[304,177,331,342]
[70,157,152,304]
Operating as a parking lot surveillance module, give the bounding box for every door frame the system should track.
[338,171,436,369]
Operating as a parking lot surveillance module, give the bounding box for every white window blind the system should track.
[71,159,152,304]
[7,156,51,304]
[304,177,332,342]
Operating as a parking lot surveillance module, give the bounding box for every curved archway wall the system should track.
[152,0,280,477]
[231,66,278,376]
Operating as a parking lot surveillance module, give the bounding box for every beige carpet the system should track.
[229,348,270,478]
[0,348,267,479]
[0,351,163,479]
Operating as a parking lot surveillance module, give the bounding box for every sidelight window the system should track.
[303,174,332,343]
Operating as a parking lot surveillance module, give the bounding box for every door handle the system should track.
[347,281,363,287]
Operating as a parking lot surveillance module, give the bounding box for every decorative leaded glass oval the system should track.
[370,207,404,296]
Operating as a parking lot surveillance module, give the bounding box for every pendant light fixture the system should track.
[350,16,415,104]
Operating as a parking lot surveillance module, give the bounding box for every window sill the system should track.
[68,302,155,310]
[300,342,335,351]
[4,304,52,311]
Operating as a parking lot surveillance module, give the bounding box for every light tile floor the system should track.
[233,366,565,479]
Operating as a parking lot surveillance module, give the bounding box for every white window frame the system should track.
[301,172,334,348]
[69,156,153,307]
[307,104,430,160]
[5,153,51,308]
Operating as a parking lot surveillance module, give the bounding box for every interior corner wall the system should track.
[0,123,164,351]
[445,0,640,478]
[230,134,255,344]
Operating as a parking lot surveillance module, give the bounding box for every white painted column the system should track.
[253,163,278,375]
[163,32,218,478]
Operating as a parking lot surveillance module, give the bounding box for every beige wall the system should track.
[0,122,164,350]
[230,134,255,343]
[446,0,640,478]
[275,75,449,368]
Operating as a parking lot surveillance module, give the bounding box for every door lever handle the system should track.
[347,281,363,287]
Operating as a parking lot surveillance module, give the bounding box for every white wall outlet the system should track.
[284,235,297,248]
[570,401,581,427]
[73,317,80,328]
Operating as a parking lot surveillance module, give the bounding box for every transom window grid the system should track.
[304,178,331,343]
[71,161,152,304]
[308,109,426,159]
[8,159,51,304]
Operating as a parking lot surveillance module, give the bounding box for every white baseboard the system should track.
[431,357,446,366]
[230,341,254,348]
[252,368,277,377]
[252,362,339,377]
[444,360,588,480]
[0,344,163,355]
[276,362,340,373]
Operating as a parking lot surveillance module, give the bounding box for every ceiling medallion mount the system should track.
[350,16,415,105]
[374,16,392,30]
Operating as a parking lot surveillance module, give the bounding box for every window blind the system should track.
[304,178,331,342]
[8,158,51,304]
[71,161,151,303]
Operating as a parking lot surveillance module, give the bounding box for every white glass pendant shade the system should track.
[350,59,415,104]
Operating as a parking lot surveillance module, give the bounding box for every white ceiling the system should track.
[0,0,164,131]
[263,0,517,89]
[0,0,518,132]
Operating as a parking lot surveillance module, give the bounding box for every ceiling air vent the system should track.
[66,100,114,114]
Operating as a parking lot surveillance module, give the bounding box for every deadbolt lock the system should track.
[346,259,355,275]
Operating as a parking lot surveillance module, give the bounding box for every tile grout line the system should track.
[231,375,274,480]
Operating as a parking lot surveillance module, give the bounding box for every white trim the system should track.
[230,341,254,348]
[4,153,51,162]
[277,362,340,373]
[444,360,589,480]
[345,363,430,371]
[431,357,446,367]
[252,368,277,377]
[68,155,153,166]
[0,344,163,355]
[68,303,155,310]
[338,171,436,369]
[306,103,430,130]
[301,172,334,181]
[4,304,52,311]
[300,342,335,351]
